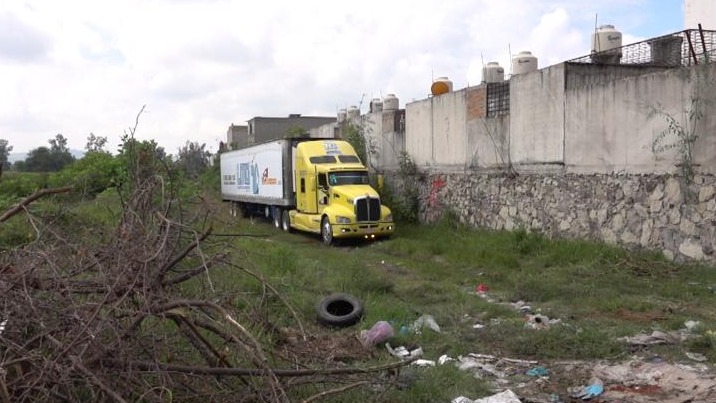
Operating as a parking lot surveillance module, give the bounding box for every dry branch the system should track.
[0,186,73,223]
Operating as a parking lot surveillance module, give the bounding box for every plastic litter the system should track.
[476,283,489,293]
[451,389,521,403]
[438,354,455,365]
[359,320,394,346]
[386,343,423,360]
[409,314,441,334]
[412,359,436,367]
[617,330,687,346]
[524,314,561,329]
[569,377,603,400]
[526,366,549,377]
[685,351,708,362]
[685,320,702,331]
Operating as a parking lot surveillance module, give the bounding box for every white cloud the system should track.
[0,0,677,154]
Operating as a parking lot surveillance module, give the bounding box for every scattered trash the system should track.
[526,366,549,377]
[0,319,6,336]
[473,323,486,329]
[617,330,688,346]
[457,355,507,378]
[569,377,604,400]
[452,389,521,403]
[409,314,441,334]
[592,359,716,402]
[438,354,455,365]
[524,314,561,329]
[359,320,394,347]
[412,359,436,367]
[386,343,423,360]
[685,351,708,362]
[476,283,489,293]
[512,300,532,314]
[684,320,702,331]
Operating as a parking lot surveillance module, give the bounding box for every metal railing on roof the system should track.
[568,29,716,67]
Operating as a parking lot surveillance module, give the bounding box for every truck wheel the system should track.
[273,207,282,229]
[321,217,333,245]
[281,209,292,232]
[316,293,363,328]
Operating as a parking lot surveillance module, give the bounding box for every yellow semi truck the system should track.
[220,138,394,244]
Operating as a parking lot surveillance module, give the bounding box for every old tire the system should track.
[281,209,292,232]
[316,293,364,328]
[321,216,333,245]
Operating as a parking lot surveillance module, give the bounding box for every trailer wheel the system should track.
[273,207,282,229]
[316,293,363,328]
[281,209,292,232]
[321,217,333,245]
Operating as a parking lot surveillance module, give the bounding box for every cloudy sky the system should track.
[1,0,684,155]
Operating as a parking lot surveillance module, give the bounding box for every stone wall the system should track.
[392,171,716,262]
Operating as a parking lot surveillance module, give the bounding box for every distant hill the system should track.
[7,150,85,163]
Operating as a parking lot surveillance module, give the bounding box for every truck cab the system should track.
[290,140,394,244]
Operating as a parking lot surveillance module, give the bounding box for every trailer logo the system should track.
[261,168,278,185]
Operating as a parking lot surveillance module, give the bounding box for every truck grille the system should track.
[355,197,381,222]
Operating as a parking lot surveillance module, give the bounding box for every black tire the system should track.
[281,209,292,232]
[316,293,364,328]
[273,207,282,229]
[321,216,333,245]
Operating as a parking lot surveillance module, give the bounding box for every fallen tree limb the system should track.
[0,186,73,223]
[101,356,419,377]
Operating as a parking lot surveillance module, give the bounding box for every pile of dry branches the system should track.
[0,175,408,402]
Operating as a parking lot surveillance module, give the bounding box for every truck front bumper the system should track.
[333,221,395,239]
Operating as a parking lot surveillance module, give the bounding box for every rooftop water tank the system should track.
[482,62,504,83]
[370,98,383,113]
[591,24,622,64]
[512,51,538,75]
[337,108,347,123]
[383,93,399,111]
[347,105,360,120]
[430,76,453,96]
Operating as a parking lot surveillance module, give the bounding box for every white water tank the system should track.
[347,106,360,120]
[337,108,347,123]
[383,93,399,111]
[370,98,383,113]
[591,24,622,64]
[482,62,504,83]
[430,76,453,96]
[512,51,538,75]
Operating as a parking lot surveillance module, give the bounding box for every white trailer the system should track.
[220,139,295,214]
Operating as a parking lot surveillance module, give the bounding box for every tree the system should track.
[85,132,108,153]
[0,138,12,178]
[20,134,76,172]
[176,141,211,179]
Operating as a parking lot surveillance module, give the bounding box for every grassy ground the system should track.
[10,187,716,402]
[190,197,716,402]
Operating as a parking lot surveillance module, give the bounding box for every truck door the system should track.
[317,172,329,214]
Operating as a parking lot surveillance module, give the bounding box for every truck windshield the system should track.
[328,171,369,186]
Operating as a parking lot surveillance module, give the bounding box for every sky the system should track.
[0,0,685,155]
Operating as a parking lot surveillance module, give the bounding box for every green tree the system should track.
[21,134,76,172]
[85,132,108,153]
[50,151,122,197]
[176,141,211,179]
[0,138,12,171]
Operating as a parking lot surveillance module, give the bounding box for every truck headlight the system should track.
[385,214,393,222]
[336,216,351,224]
